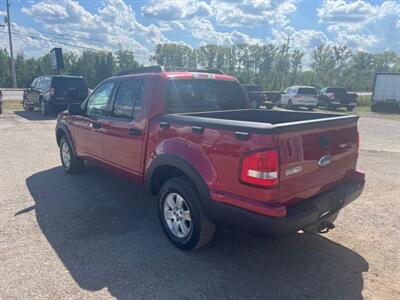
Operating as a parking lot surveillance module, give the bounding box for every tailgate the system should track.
[278,119,358,205]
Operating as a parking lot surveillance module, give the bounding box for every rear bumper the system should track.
[212,179,365,238]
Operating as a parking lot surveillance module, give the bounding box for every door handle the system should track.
[192,126,204,134]
[129,128,141,136]
[159,121,169,129]
[91,122,101,129]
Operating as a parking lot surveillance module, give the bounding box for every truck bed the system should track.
[156,109,359,208]
[158,109,358,133]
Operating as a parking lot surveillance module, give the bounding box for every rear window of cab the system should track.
[166,79,248,113]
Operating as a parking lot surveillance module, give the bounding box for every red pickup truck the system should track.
[56,66,365,251]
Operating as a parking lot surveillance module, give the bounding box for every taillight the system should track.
[240,150,279,187]
[50,88,55,96]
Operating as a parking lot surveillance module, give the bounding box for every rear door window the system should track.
[111,79,143,119]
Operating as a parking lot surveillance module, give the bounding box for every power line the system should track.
[0,28,152,61]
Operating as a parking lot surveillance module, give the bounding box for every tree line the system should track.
[1,43,399,91]
[0,49,139,88]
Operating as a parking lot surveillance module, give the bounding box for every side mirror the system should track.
[68,103,84,115]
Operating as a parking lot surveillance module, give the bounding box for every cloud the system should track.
[141,0,297,30]
[0,23,58,57]
[210,0,297,28]
[318,0,400,52]
[317,0,374,23]
[189,17,262,45]
[141,0,212,20]
[20,0,170,60]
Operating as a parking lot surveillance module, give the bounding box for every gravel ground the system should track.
[0,110,399,299]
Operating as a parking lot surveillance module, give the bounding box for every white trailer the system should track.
[371,73,400,112]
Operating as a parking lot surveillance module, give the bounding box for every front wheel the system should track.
[158,177,216,251]
[23,97,33,111]
[60,137,84,174]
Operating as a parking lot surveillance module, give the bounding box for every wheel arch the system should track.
[145,154,216,221]
[56,125,77,156]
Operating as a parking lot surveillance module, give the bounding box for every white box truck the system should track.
[371,73,400,112]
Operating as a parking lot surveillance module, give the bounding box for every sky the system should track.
[0,0,399,62]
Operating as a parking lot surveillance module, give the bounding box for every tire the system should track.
[158,176,216,251]
[41,101,50,116]
[346,106,355,112]
[59,137,84,174]
[288,99,294,110]
[325,101,334,111]
[307,106,315,111]
[23,96,33,111]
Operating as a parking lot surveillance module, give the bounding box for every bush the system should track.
[357,94,372,107]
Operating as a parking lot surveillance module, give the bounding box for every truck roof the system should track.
[290,85,316,89]
[112,71,237,82]
[112,65,237,81]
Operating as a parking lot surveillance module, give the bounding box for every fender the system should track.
[56,120,77,156]
[145,153,218,221]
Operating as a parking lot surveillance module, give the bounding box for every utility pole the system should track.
[280,35,293,90]
[6,0,17,88]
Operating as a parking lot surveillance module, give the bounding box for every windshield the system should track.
[166,79,248,113]
[297,87,317,95]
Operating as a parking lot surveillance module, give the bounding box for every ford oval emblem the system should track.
[318,155,332,167]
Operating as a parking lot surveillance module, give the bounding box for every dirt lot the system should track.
[0,109,399,299]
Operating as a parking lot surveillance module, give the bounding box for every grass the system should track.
[3,100,23,111]
[356,94,372,107]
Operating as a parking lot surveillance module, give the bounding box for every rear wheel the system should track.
[60,137,84,174]
[158,177,216,251]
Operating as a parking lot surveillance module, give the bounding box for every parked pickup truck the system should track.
[242,84,280,109]
[318,87,358,111]
[56,66,365,251]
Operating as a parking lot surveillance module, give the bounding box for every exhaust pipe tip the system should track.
[318,222,335,234]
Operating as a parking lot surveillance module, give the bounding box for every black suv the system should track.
[23,75,89,115]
